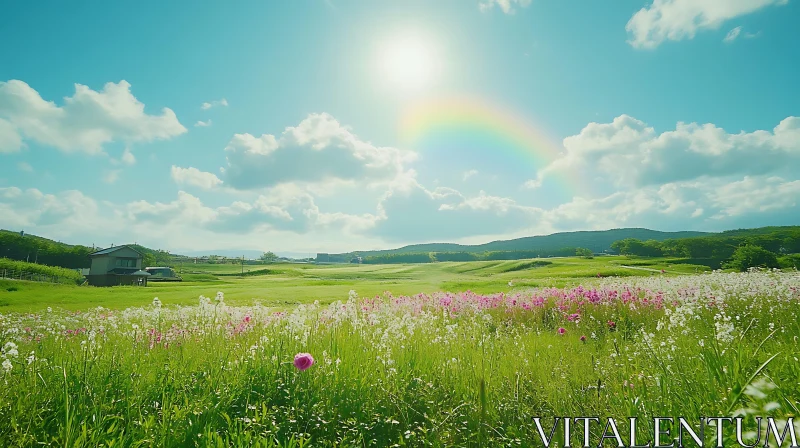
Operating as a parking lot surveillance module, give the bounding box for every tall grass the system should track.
[0,257,84,284]
[0,271,798,446]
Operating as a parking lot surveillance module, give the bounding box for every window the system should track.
[116,258,137,268]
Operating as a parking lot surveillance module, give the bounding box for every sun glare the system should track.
[376,33,440,94]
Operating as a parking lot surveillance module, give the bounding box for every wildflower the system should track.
[558,327,566,335]
[2,358,11,373]
[152,297,162,308]
[508,281,514,287]
[215,292,224,303]
[293,353,314,371]
[607,320,616,331]
[3,342,18,358]
[580,335,587,342]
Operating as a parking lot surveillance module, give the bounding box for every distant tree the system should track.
[260,251,278,263]
[610,238,663,257]
[143,253,157,268]
[575,247,593,258]
[723,245,779,272]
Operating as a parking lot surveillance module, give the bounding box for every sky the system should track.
[1,0,799,256]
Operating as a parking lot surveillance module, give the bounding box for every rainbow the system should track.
[398,96,586,197]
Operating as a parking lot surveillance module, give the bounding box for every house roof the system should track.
[89,245,143,257]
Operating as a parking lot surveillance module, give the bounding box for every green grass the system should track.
[0,258,84,285]
[0,270,797,446]
[0,256,714,313]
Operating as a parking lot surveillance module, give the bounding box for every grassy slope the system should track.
[0,257,711,312]
[332,228,713,257]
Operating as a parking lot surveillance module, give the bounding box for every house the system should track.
[145,266,182,282]
[85,245,151,287]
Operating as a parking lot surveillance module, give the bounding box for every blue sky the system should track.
[1,0,799,255]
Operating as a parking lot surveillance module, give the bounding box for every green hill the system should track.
[0,230,177,269]
[320,228,711,262]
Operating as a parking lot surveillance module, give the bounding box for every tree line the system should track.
[0,231,93,269]
[610,227,800,271]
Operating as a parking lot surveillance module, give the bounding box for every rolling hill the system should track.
[322,228,712,260]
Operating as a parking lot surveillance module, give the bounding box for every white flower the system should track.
[3,342,18,358]
[2,358,11,373]
[152,297,162,308]
[215,292,224,303]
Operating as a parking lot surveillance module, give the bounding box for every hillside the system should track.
[321,228,712,261]
[0,230,95,269]
[0,230,177,269]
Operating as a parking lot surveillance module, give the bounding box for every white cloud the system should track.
[194,119,212,127]
[522,178,542,189]
[537,174,800,231]
[103,170,121,184]
[0,80,186,154]
[370,179,543,242]
[463,169,478,181]
[170,166,223,190]
[201,98,228,110]
[626,0,788,49]
[121,148,136,165]
[723,26,742,43]
[533,114,800,189]
[125,186,378,235]
[0,118,23,153]
[707,176,800,218]
[479,0,532,14]
[222,113,417,190]
[17,161,33,172]
[125,191,218,226]
[0,187,106,237]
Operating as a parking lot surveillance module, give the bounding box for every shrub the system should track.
[723,245,779,272]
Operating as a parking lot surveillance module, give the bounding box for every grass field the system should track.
[0,256,710,313]
[3,257,797,446]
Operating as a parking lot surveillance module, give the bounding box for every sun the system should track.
[376,32,441,94]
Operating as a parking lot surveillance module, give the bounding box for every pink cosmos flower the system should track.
[558,327,566,335]
[293,353,314,371]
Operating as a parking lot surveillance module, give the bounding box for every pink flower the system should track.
[580,335,587,342]
[558,327,566,335]
[293,353,314,371]
[607,320,616,330]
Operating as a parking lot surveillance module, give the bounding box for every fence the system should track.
[0,268,80,285]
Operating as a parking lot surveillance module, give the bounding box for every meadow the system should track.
[1,258,798,446]
[0,256,706,313]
